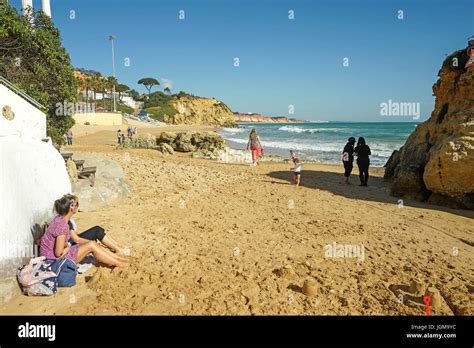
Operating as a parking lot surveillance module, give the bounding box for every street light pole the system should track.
[108,35,116,112]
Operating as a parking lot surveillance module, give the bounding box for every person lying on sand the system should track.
[39,194,130,267]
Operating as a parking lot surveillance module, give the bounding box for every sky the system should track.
[8,0,474,121]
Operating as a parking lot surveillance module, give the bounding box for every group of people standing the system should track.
[117,126,138,144]
[246,129,372,187]
[342,137,371,186]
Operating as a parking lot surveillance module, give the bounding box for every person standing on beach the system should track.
[65,129,73,146]
[246,128,263,166]
[293,158,302,187]
[117,130,122,144]
[342,137,356,184]
[354,137,371,186]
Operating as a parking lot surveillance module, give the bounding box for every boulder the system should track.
[384,48,474,209]
[156,131,226,155]
[66,158,78,183]
[156,131,177,145]
[122,133,157,149]
[175,132,196,152]
[157,143,174,155]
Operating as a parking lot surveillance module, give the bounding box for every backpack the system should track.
[17,257,67,296]
[49,258,77,287]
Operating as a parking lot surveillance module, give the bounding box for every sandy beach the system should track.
[1,123,473,316]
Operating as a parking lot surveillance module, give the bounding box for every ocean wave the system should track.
[225,137,400,157]
[221,127,246,134]
[278,125,346,134]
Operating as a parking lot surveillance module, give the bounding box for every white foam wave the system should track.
[278,125,346,134]
[221,127,246,134]
[225,137,399,158]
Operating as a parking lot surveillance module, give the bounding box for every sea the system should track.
[218,122,419,167]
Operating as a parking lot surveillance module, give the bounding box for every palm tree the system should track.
[75,76,86,102]
[91,75,101,103]
[84,77,93,102]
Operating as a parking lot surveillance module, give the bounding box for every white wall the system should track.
[0,138,71,264]
[0,83,46,140]
[121,96,137,109]
[0,80,71,304]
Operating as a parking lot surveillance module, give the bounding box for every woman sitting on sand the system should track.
[39,194,130,267]
[62,194,129,255]
[354,137,371,187]
[246,128,263,166]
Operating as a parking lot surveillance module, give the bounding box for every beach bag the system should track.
[49,258,77,287]
[17,257,62,296]
[260,147,265,155]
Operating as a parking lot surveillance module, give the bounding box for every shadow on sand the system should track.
[265,169,474,220]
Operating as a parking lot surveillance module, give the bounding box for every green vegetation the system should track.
[0,4,77,144]
[146,105,178,121]
[138,77,160,95]
[97,98,134,114]
[143,91,178,121]
[116,83,130,101]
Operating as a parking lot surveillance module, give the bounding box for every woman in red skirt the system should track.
[246,128,263,166]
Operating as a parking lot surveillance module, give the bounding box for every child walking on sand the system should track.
[293,158,301,187]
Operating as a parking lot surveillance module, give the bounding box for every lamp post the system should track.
[108,35,116,112]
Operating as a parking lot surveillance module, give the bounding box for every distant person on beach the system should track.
[342,137,356,184]
[121,133,125,144]
[354,137,371,186]
[127,126,133,138]
[134,127,138,136]
[65,129,73,145]
[40,194,130,267]
[293,158,301,187]
[117,130,122,144]
[246,128,263,166]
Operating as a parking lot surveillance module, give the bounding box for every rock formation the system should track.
[384,48,474,209]
[165,96,236,127]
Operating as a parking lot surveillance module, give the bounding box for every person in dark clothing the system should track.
[354,137,371,186]
[342,137,356,184]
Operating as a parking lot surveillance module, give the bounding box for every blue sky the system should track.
[9,0,474,121]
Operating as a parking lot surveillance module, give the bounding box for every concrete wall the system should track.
[73,112,122,126]
[0,81,71,305]
[0,83,46,140]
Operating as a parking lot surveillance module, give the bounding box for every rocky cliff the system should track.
[164,96,236,127]
[384,48,474,209]
[234,113,306,123]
